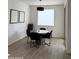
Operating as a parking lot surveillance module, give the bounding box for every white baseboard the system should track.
[8,36,64,46]
[52,37,64,39]
[8,35,26,46]
[66,51,71,55]
[65,48,71,55]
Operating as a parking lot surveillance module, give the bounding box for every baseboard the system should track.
[8,35,26,46]
[52,37,64,39]
[65,49,71,55]
[8,36,64,46]
[66,51,71,55]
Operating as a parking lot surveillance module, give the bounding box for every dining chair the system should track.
[29,32,42,48]
[26,29,31,43]
[26,24,33,44]
[41,30,53,46]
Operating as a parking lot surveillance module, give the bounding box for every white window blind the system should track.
[38,9,54,26]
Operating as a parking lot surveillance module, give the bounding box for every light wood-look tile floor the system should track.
[8,37,71,59]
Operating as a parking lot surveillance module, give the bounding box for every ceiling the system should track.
[20,0,66,5]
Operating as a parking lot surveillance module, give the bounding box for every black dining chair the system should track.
[29,32,42,48]
[26,24,33,43]
[41,30,53,46]
[26,29,31,43]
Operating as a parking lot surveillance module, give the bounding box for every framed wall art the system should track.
[10,9,25,24]
[19,11,25,23]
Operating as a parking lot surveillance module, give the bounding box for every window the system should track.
[38,9,54,26]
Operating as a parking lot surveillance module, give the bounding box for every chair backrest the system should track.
[26,24,33,37]
[30,32,41,40]
[50,30,53,38]
[40,28,46,30]
[42,30,52,38]
[27,24,33,31]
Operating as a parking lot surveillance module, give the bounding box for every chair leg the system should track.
[30,40,32,48]
[27,37,30,44]
[30,40,34,48]
[42,39,51,46]
[30,40,37,48]
[41,39,45,45]
[27,37,28,44]
[49,38,52,44]
[30,40,41,48]
[44,42,50,46]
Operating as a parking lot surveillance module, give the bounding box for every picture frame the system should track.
[19,11,25,23]
[10,9,19,24]
[10,9,25,24]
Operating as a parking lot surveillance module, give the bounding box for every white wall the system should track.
[30,5,64,38]
[8,0,30,45]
